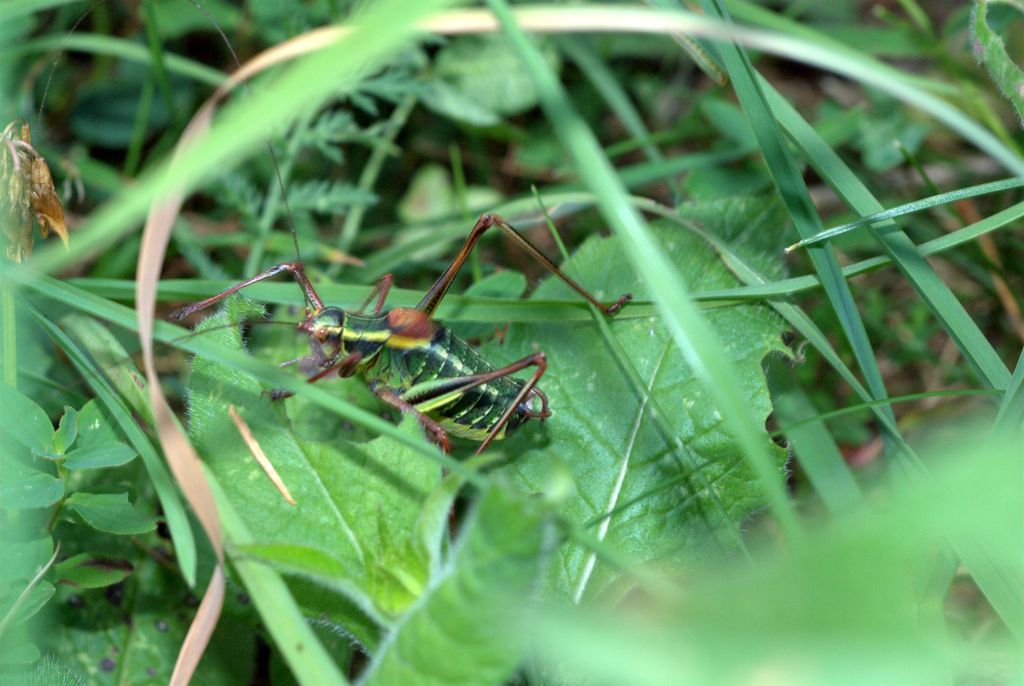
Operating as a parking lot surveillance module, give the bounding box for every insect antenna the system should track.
[188,0,306,274]
[35,0,108,126]
[38,1,307,297]
[46,318,304,399]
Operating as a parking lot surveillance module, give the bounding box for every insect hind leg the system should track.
[416,214,631,318]
[374,386,451,454]
[474,351,548,456]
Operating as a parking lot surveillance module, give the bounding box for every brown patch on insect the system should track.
[1,121,69,262]
[386,307,434,340]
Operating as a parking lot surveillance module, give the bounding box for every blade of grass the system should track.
[993,347,1024,440]
[12,33,226,86]
[763,82,1013,389]
[700,0,899,451]
[786,176,1024,251]
[206,468,349,685]
[723,0,957,96]
[559,36,665,168]
[331,93,417,264]
[698,200,1024,302]
[69,192,1024,318]
[487,0,801,543]
[773,389,999,437]
[140,0,178,127]
[768,359,863,516]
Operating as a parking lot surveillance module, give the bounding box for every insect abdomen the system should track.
[396,327,527,440]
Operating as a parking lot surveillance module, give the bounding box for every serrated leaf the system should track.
[64,492,156,535]
[62,443,137,470]
[54,554,133,589]
[187,297,442,627]
[52,407,78,455]
[286,180,376,216]
[479,222,788,603]
[0,382,54,454]
[361,486,551,686]
[234,543,386,626]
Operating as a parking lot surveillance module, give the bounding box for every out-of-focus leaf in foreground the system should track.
[360,485,554,686]
[530,436,1023,686]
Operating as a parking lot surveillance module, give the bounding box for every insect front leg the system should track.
[170,262,325,320]
[269,351,363,400]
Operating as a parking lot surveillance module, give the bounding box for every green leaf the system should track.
[422,34,560,125]
[73,400,124,450]
[361,486,552,686]
[448,269,527,342]
[187,298,442,627]
[0,382,54,454]
[396,164,502,223]
[0,461,63,510]
[54,554,133,589]
[62,443,137,470]
[481,224,788,603]
[39,549,254,686]
[0,581,55,627]
[52,407,78,456]
[35,312,197,587]
[0,640,39,666]
[0,654,85,686]
[0,536,53,586]
[64,492,156,535]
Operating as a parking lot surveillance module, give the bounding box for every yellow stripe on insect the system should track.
[387,335,431,349]
[342,328,390,342]
[440,420,506,441]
